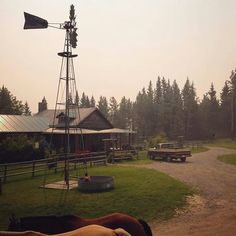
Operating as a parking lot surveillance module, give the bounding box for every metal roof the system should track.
[35,107,97,127]
[45,128,98,134]
[0,115,49,133]
[97,128,136,134]
[0,113,135,134]
[44,127,136,135]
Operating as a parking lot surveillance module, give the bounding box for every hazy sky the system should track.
[1,0,236,113]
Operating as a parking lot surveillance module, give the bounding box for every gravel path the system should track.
[141,147,236,236]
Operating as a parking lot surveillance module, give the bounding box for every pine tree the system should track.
[162,78,173,136]
[153,76,163,133]
[229,70,236,138]
[182,78,199,139]
[199,83,220,139]
[97,96,109,118]
[0,86,26,115]
[0,86,13,114]
[208,83,219,138]
[146,81,155,136]
[80,92,90,108]
[75,90,79,107]
[23,101,31,116]
[133,89,147,139]
[220,81,231,136]
[90,96,96,107]
[118,97,133,129]
[109,97,119,126]
[169,80,184,138]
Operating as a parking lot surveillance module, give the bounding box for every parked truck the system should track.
[148,142,191,162]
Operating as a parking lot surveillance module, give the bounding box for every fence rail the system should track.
[0,151,107,183]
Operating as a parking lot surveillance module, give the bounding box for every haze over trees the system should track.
[1,69,236,140]
[79,73,235,141]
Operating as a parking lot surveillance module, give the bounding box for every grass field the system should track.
[191,146,209,154]
[206,139,236,165]
[209,138,236,149]
[0,165,193,230]
[132,151,153,164]
[218,154,236,165]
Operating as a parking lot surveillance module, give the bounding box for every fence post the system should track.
[54,158,57,174]
[4,164,7,183]
[32,161,35,178]
[0,177,2,195]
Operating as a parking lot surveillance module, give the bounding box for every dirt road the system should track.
[146,147,236,236]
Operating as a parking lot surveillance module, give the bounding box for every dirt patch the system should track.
[175,194,207,216]
[138,147,236,236]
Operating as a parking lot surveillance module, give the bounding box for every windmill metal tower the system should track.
[24,5,80,188]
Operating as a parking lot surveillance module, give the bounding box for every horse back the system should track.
[81,213,147,236]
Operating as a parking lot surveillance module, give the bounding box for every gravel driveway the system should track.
[144,147,236,236]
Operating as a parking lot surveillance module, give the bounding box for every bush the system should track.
[148,132,168,147]
[0,135,49,163]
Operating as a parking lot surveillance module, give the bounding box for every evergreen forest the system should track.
[1,70,236,141]
[80,73,236,141]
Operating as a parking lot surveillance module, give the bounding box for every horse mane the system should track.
[138,219,153,236]
[8,215,80,234]
[21,215,78,220]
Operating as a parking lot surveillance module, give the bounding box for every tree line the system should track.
[79,72,236,141]
[1,69,236,141]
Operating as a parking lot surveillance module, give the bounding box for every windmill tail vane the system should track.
[24,12,48,29]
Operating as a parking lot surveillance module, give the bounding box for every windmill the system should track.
[24,5,80,189]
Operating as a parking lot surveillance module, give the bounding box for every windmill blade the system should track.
[24,12,48,29]
[70,28,78,48]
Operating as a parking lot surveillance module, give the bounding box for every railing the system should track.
[0,151,107,183]
[184,140,209,149]
[109,149,138,163]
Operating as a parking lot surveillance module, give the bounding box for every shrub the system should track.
[0,135,49,163]
[148,132,168,147]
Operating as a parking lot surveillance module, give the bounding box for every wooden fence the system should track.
[185,140,209,148]
[0,151,107,184]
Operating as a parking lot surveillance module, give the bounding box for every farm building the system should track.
[0,99,135,153]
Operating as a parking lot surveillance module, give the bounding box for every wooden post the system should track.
[0,177,2,195]
[54,158,57,174]
[112,140,115,164]
[32,161,35,177]
[4,164,7,183]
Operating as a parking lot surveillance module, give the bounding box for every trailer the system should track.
[148,143,191,162]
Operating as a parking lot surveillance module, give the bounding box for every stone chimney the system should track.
[38,97,48,113]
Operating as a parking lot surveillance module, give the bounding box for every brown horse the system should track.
[1,224,131,236]
[8,213,152,236]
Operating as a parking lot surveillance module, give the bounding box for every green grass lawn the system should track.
[0,165,193,230]
[208,138,236,149]
[218,154,236,165]
[191,146,209,154]
[132,150,154,164]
